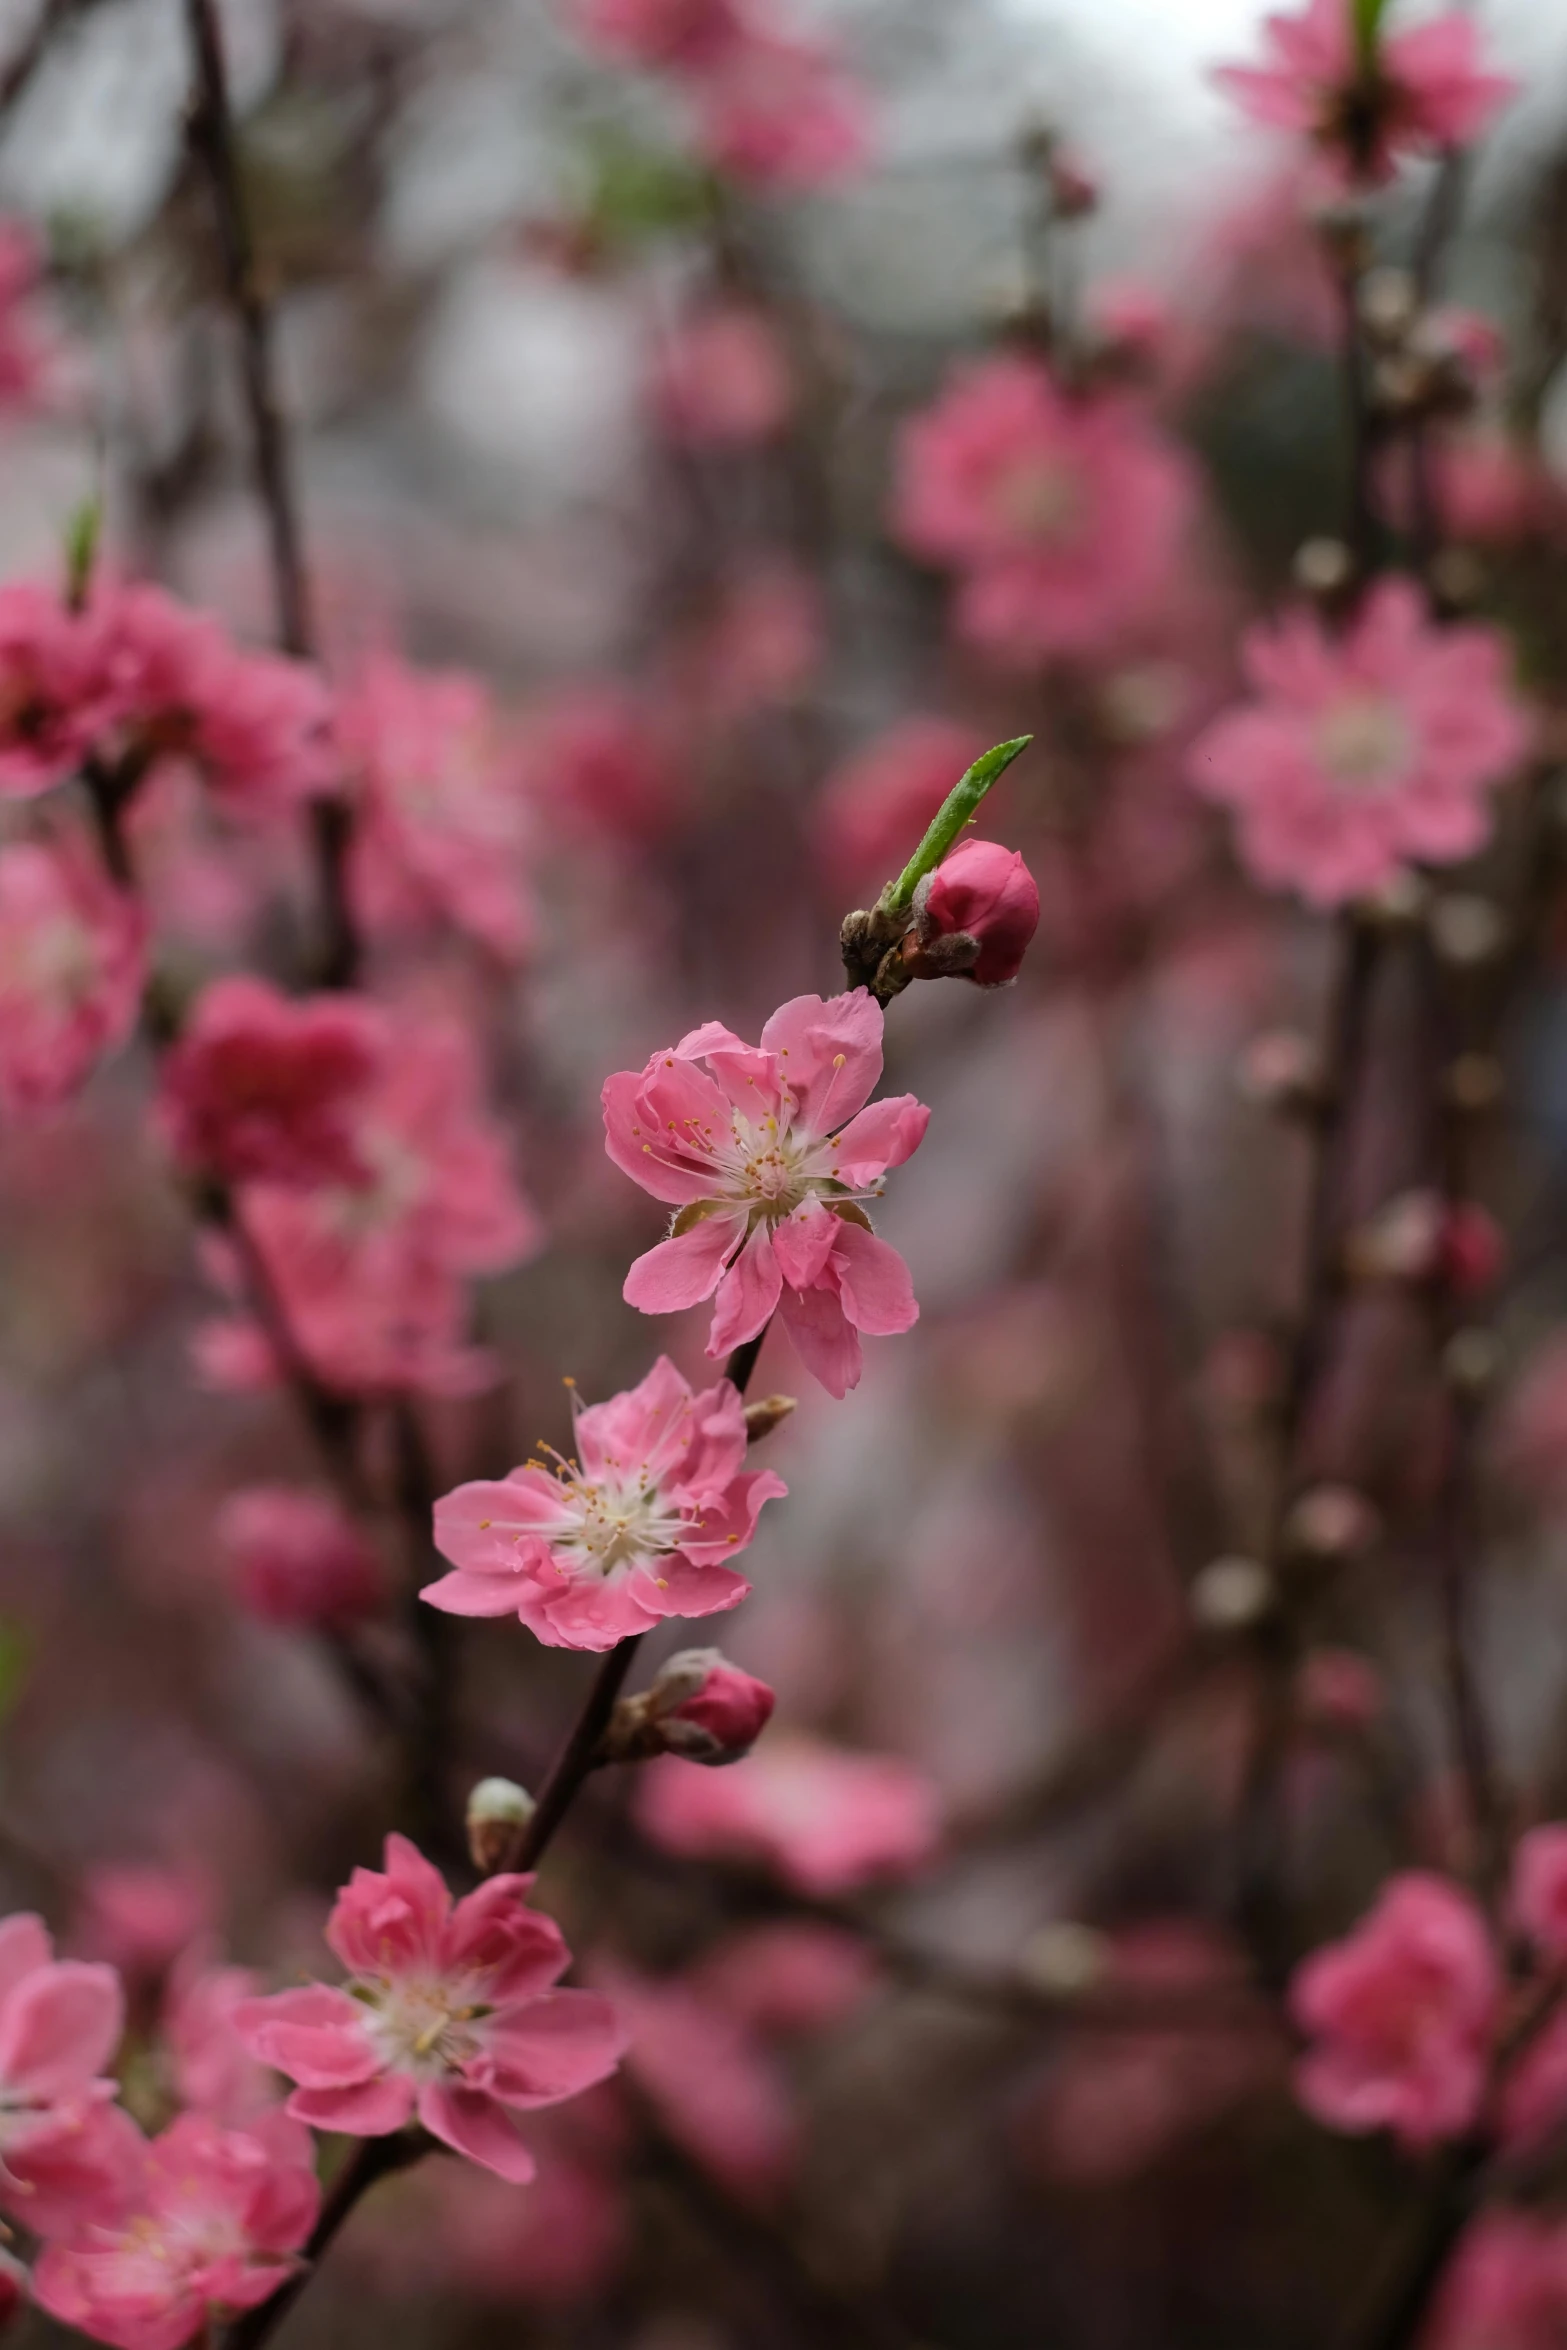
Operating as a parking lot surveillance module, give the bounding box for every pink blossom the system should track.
[634,1733,941,1895]
[1216,0,1517,187]
[522,688,678,844]
[216,1487,383,1631]
[424,1357,784,1650]
[356,2142,627,2305]
[685,562,823,720]
[1187,580,1531,908]
[0,585,119,798]
[691,1921,879,2035]
[922,840,1041,986]
[1426,2212,1567,2350]
[157,977,384,1187]
[74,1866,211,1984]
[893,356,1195,664]
[0,1914,125,2230]
[593,1960,797,2198]
[603,990,929,1398]
[1497,2004,1567,2154]
[0,221,57,411]
[201,1016,540,1397]
[650,305,793,447]
[162,1950,275,2125]
[234,1834,625,2181]
[1511,1825,1567,1965]
[817,718,985,891]
[1289,1872,1500,2149]
[0,836,145,1113]
[693,30,870,188]
[643,1647,777,1763]
[32,2109,319,2350]
[572,0,743,73]
[1297,1648,1384,1731]
[338,654,533,963]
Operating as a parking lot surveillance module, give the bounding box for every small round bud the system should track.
[1284,1484,1379,1565]
[1191,1556,1274,1633]
[466,1778,535,1874]
[1236,1028,1326,1118]
[1360,870,1429,930]
[743,1394,798,1443]
[1429,895,1506,970]
[1297,1648,1384,1731]
[1348,1191,1502,1297]
[1293,536,1356,601]
[1359,266,1418,345]
[1444,1327,1501,1396]
[1018,1920,1108,1999]
[920,841,1041,987]
[602,1649,778,1768]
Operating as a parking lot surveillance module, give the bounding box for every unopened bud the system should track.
[1284,1484,1379,1565]
[1429,547,1486,612]
[1018,1920,1108,1999]
[916,841,1041,988]
[1361,870,1428,930]
[466,1778,535,1874]
[1358,267,1417,346]
[1429,895,1505,969]
[604,1649,776,1768]
[1444,1326,1501,1396]
[1297,1648,1384,1731]
[1348,1191,1503,1297]
[743,1394,797,1443]
[1237,1028,1326,1118]
[1294,536,1356,601]
[1191,1555,1274,1633]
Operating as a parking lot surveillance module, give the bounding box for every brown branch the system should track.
[221,2133,430,2350]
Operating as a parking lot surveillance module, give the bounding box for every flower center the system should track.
[553,1466,686,1579]
[1316,694,1413,793]
[995,457,1083,545]
[365,1977,485,2078]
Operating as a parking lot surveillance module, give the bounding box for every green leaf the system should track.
[877,736,1033,917]
[586,139,715,246]
[65,493,102,611]
[1353,0,1393,71]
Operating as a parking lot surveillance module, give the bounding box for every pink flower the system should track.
[921,840,1041,986]
[0,1914,125,2230]
[572,0,743,73]
[157,977,384,1187]
[592,1960,797,2199]
[691,1921,879,2035]
[338,654,533,963]
[650,305,793,447]
[1187,579,1531,908]
[1297,1648,1384,1731]
[642,1647,776,1763]
[1426,2213,1567,2350]
[0,584,119,798]
[603,990,929,1398]
[0,221,57,412]
[32,2109,320,2350]
[0,836,145,1113]
[522,688,678,845]
[216,1487,383,1630]
[634,1733,941,1895]
[1497,2004,1567,2154]
[424,1357,785,1650]
[74,1867,211,1984]
[817,718,985,892]
[234,1834,625,2181]
[893,356,1195,664]
[162,1950,276,2125]
[201,1017,540,1397]
[1289,1872,1500,2149]
[1216,0,1517,187]
[692,30,870,188]
[1511,1826,1567,1965]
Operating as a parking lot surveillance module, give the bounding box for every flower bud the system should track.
[1236,1028,1326,1118]
[466,1777,535,1874]
[743,1393,798,1444]
[647,1649,775,1765]
[1191,1555,1274,1633]
[1347,1191,1503,1297]
[919,841,1041,987]
[1297,1648,1384,1732]
[1018,1920,1108,1999]
[1283,1484,1379,1566]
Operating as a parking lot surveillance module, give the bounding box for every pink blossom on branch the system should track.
[1511,1824,1567,1966]
[921,839,1041,986]
[0,836,145,1113]
[649,304,794,448]
[1215,0,1517,188]
[424,1357,785,1650]
[893,356,1196,665]
[216,1486,384,1630]
[635,1734,941,1895]
[1289,1872,1500,2149]
[603,990,929,1398]
[1187,579,1531,908]
[32,2109,320,2350]
[235,1835,625,2182]
[0,584,121,799]
[0,1912,126,2232]
[157,976,384,1188]
[692,31,870,188]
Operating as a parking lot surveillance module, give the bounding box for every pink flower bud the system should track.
[921,840,1040,987]
[649,1649,775,1766]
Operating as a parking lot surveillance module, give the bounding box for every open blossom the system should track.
[424,1357,785,1650]
[1187,579,1531,908]
[1427,2213,1567,2350]
[603,991,929,1399]
[893,356,1195,665]
[692,30,870,187]
[649,305,793,448]
[1216,0,1516,187]
[635,1734,941,1895]
[216,1487,383,1630]
[157,977,383,1187]
[235,1835,624,2181]
[1289,1872,1500,2149]
[163,1950,275,2125]
[0,221,57,411]
[32,2110,320,2350]
[338,654,533,963]
[199,1017,540,1397]
[0,837,145,1113]
[0,584,120,798]
[0,1914,125,2230]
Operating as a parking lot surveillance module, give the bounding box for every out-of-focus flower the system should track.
[354,2140,627,2306]
[1499,1336,1567,1512]
[691,30,870,187]
[639,1647,777,1764]
[1426,2212,1567,2350]
[1347,1191,1504,1296]
[0,583,117,798]
[685,563,822,721]
[690,1921,879,2034]
[0,1914,125,2228]
[32,2109,319,2349]
[426,1359,783,1650]
[603,990,928,1398]
[157,978,383,1188]
[1511,1826,1567,1965]
[235,1835,624,2181]
[523,688,678,845]
[817,718,984,893]
[1290,1872,1499,2149]
[920,840,1041,986]
[200,1018,539,1397]
[1498,2002,1567,2155]
[635,1734,940,1895]
[649,305,793,447]
[572,0,743,73]
[0,2249,26,2332]
[0,222,57,412]
[1297,1648,1384,1731]
[216,1487,383,1631]
[1215,0,1516,187]
[162,1949,275,2126]
[893,356,1195,665]
[74,1867,211,1985]
[593,1960,798,2199]
[0,837,145,1113]
[338,654,533,964]
[1187,580,1531,908]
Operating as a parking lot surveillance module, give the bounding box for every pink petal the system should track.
[416,2081,537,2181]
[777,1280,862,1398]
[287,2072,416,2135]
[707,1222,784,1356]
[829,1095,930,1185]
[0,1964,122,2099]
[479,1989,628,2105]
[830,1219,918,1336]
[420,1567,528,1618]
[233,1987,380,2089]
[758,990,884,1131]
[0,1915,51,2010]
[771,1196,839,1290]
[624,1211,746,1314]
